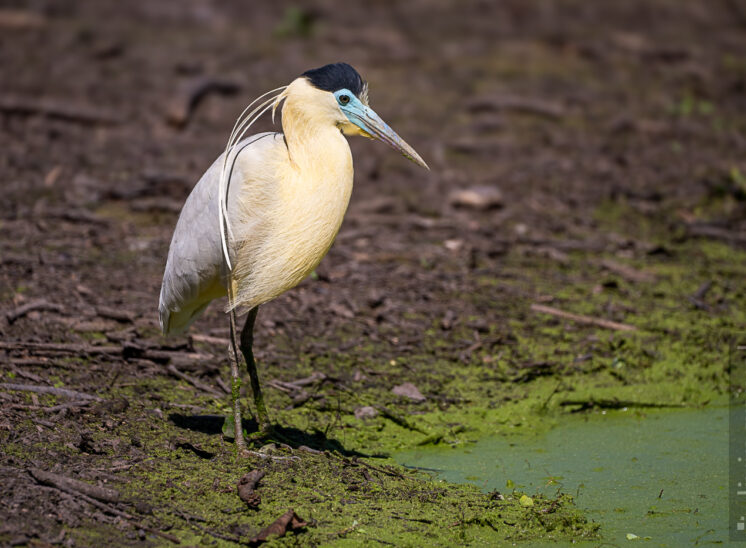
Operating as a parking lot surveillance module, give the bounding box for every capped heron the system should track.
[159,63,428,449]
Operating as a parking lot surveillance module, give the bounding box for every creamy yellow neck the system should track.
[281,98,352,185]
[229,78,356,311]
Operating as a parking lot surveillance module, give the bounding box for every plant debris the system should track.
[237,470,266,509]
[249,509,307,545]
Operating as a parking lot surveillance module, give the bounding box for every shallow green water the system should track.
[396,407,728,546]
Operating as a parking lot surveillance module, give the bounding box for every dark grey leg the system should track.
[240,306,270,433]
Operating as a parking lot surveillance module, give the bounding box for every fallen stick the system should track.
[374,406,427,434]
[268,372,326,392]
[530,303,637,332]
[0,8,47,29]
[189,521,240,544]
[6,299,65,323]
[122,344,214,369]
[250,509,307,545]
[350,457,407,479]
[466,94,565,119]
[286,372,326,387]
[8,400,92,412]
[237,469,265,508]
[214,376,231,395]
[43,207,109,226]
[240,450,300,462]
[8,357,54,366]
[266,380,294,393]
[0,341,121,356]
[29,468,120,503]
[689,280,713,310]
[96,306,135,323]
[29,469,180,544]
[190,333,231,346]
[560,398,685,411]
[597,259,656,283]
[0,94,121,125]
[9,366,42,382]
[686,224,746,245]
[166,364,222,397]
[0,383,102,401]
[166,77,241,128]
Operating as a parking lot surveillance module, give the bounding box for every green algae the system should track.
[2,203,742,547]
[121,439,596,546]
[396,406,730,546]
[110,234,738,544]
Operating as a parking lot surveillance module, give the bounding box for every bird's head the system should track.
[279,63,428,169]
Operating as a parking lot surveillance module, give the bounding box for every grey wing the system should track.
[158,132,278,335]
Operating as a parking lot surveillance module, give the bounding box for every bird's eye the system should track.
[339,94,350,105]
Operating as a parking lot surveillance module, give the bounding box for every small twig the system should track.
[686,223,746,245]
[6,299,65,323]
[241,450,300,462]
[268,372,326,391]
[0,383,102,401]
[540,380,564,410]
[6,401,93,412]
[597,259,656,283]
[559,398,685,412]
[266,380,294,393]
[52,207,110,226]
[29,469,120,503]
[121,343,216,369]
[250,509,307,545]
[96,306,135,323]
[374,406,427,434]
[238,469,265,508]
[9,366,43,382]
[190,333,231,346]
[0,94,121,125]
[692,280,713,301]
[286,372,327,387]
[166,76,241,128]
[330,453,410,479]
[390,514,433,524]
[0,341,121,356]
[689,280,713,310]
[355,459,406,479]
[530,303,637,332]
[190,521,241,544]
[467,94,565,119]
[0,8,47,29]
[214,376,231,395]
[9,357,55,367]
[28,468,180,543]
[166,364,223,397]
[43,401,93,412]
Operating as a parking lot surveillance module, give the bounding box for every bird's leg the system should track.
[228,309,246,451]
[240,306,271,434]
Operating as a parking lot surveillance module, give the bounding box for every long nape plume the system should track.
[218,85,287,276]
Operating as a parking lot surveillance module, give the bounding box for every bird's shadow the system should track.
[168,413,373,457]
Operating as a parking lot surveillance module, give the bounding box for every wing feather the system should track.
[158,133,282,334]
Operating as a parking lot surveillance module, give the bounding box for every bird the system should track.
[158,62,428,449]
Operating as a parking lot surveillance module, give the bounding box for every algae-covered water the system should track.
[397,407,728,546]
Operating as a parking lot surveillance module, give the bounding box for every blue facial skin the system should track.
[334,88,395,142]
[333,88,429,169]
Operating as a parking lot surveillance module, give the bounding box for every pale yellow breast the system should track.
[231,125,354,310]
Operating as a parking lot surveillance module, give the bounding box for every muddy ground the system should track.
[1,0,745,546]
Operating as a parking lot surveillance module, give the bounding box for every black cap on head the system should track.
[302,63,364,97]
